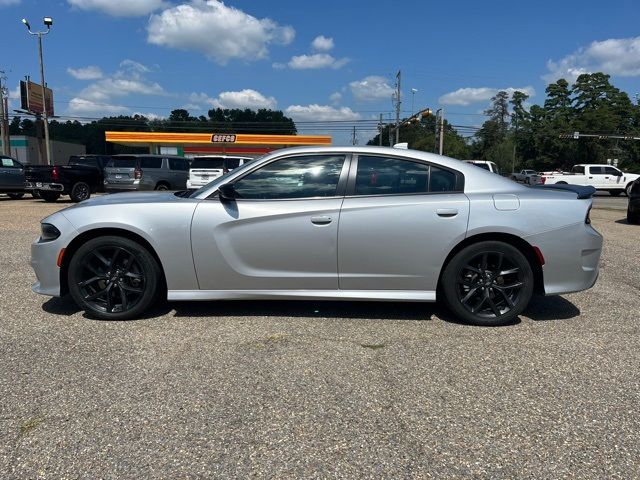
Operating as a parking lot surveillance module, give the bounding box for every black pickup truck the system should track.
[24,164,102,202]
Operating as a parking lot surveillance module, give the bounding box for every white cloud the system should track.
[67,0,167,16]
[544,36,640,83]
[349,76,394,102]
[285,104,361,121]
[67,61,166,116]
[67,66,104,80]
[0,0,20,6]
[210,89,277,109]
[286,53,348,70]
[133,112,164,120]
[438,86,536,106]
[311,35,334,51]
[329,92,342,105]
[147,0,295,64]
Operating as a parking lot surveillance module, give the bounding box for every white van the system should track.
[187,155,252,189]
[463,160,501,174]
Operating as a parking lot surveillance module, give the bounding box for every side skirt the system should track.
[167,289,436,302]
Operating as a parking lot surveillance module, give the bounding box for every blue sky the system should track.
[1,0,639,145]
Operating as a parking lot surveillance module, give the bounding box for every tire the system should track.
[68,236,161,320]
[441,241,534,326]
[556,181,568,185]
[609,190,622,197]
[625,183,634,197]
[7,193,25,200]
[70,181,91,202]
[40,191,60,202]
[628,209,640,225]
[154,183,169,191]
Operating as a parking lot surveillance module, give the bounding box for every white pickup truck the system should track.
[540,164,639,196]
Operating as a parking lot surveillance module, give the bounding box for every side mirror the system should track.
[218,183,238,200]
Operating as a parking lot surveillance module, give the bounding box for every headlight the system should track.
[40,223,61,242]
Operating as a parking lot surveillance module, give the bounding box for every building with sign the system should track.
[105,131,332,158]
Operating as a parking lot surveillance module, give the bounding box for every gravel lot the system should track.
[1,195,639,478]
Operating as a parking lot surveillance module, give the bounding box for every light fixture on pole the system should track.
[21,16,53,166]
[410,88,418,115]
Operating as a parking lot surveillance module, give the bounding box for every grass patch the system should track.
[20,417,44,436]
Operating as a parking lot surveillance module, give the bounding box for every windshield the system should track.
[191,158,225,169]
[188,155,266,198]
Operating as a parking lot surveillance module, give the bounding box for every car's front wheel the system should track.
[441,241,534,326]
[68,236,161,320]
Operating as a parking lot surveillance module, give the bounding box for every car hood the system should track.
[65,191,193,209]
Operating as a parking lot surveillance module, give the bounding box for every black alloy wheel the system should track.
[155,183,169,191]
[442,241,534,326]
[69,236,160,320]
[70,182,91,202]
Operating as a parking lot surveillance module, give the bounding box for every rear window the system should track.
[226,158,242,169]
[140,157,162,169]
[191,158,225,169]
[107,157,137,168]
[69,157,96,167]
[169,158,188,171]
[474,163,490,171]
[572,166,585,174]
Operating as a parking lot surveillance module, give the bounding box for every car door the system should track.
[586,166,607,188]
[603,166,623,187]
[338,154,469,292]
[191,154,349,291]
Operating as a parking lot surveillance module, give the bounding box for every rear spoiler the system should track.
[532,184,596,199]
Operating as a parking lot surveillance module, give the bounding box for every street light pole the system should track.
[410,88,418,115]
[22,17,53,166]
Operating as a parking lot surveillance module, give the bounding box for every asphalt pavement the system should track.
[0,195,638,478]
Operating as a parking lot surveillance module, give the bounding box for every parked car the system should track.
[0,156,27,199]
[463,160,500,174]
[187,155,251,189]
[511,169,539,184]
[31,146,602,327]
[103,155,189,192]
[540,164,638,196]
[24,163,101,202]
[68,155,112,191]
[627,178,640,224]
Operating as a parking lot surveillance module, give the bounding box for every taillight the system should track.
[539,176,546,184]
[52,166,60,182]
[585,205,592,224]
[134,168,142,179]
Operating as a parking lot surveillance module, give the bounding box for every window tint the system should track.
[169,158,188,171]
[107,157,137,168]
[355,156,429,195]
[69,157,96,167]
[430,166,457,192]
[233,155,345,199]
[225,158,242,169]
[191,158,225,169]
[572,166,585,174]
[604,166,620,175]
[140,157,162,169]
[589,166,606,174]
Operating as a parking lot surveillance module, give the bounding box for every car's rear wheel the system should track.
[155,182,169,191]
[7,193,24,200]
[441,241,534,326]
[70,181,91,202]
[68,236,161,320]
[40,191,60,202]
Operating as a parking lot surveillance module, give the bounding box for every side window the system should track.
[572,166,585,174]
[430,166,457,192]
[604,166,620,175]
[355,156,429,195]
[1,158,17,168]
[225,158,241,170]
[233,155,345,199]
[169,158,188,171]
[140,157,162,169]
[589,166,605,175]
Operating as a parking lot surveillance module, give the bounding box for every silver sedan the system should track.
[30,146,603,326]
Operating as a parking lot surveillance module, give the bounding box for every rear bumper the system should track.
[525,222,603,295]
[25,182,64,192]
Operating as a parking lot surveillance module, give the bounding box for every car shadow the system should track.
[615,218,637,225]
[41,294,580,324]
[522,295,580,321]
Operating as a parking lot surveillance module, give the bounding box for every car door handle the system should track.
[589,176,593,179]
[436,208,458,218]
[311,215,332,225]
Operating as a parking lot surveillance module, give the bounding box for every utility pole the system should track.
[22,17,53,165]
[378,113,383,146]
[351,125,357,145]
[0,72,10,156]
[410,88,418,115]
[395,70,401,144]
[438,108,445,155]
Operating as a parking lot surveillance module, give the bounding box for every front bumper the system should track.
[25,182,64,192]
[30,213,79,297]
[526,222,603,295]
